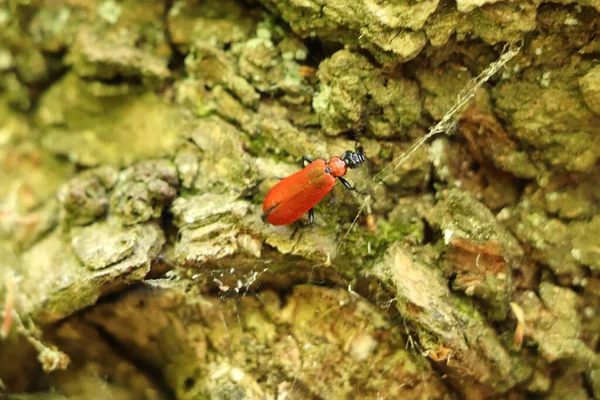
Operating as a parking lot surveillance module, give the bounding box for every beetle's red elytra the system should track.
[262,150,366,226]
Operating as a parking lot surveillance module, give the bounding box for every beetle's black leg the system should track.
[290,209,314,240]
[290,224,300,240]
[301,155,314,168]
[339,177,353,190]
[262,204,275,222]
[338,177,367,195]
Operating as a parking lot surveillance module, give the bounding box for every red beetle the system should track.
[262,149,366,226]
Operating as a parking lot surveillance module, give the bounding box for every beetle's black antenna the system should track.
[355,142,364,156]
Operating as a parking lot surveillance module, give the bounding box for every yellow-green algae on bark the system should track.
[2,0,600,398]
[37,74,182,167]
[53,280,450,399]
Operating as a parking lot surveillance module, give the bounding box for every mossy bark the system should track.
[1,0,599,399]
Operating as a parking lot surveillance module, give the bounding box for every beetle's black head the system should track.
[341,149,366,169]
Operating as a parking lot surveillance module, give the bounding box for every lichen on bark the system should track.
[2,0,600,399]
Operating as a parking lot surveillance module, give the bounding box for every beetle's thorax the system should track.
[327,157,348,177]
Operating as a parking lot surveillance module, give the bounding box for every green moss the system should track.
[451,292,485,321]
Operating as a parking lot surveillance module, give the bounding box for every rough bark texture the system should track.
[1,0,599,399]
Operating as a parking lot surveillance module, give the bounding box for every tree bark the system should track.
[1,0,599,399]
